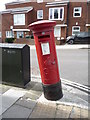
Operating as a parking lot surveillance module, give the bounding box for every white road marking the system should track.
[31,74,89,93]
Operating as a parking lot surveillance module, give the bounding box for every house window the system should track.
[6,31,14,38]
[37,10,43,19]
[54,26,61,37]
[14,14,25,25]
[49,7,64,21]
[72,26,80,35]
[0,32,1,38]
[37,0,43,3]
[73,7,82,17]
[17,31,24,39]
[88,28,90,32]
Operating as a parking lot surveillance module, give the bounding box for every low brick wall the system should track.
[1,38,66,45]
[55,38,66,45]
[14,38,35,45]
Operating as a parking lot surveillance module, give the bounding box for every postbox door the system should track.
[35,32,60,85]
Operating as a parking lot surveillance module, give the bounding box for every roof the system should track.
[1,6,33,14]
[47,0,69,5]
[5,0,89,6]
[5,0,32,5]
[0,43,27,49]
[46,0,69,7]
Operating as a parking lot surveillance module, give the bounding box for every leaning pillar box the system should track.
[29,20,63,100]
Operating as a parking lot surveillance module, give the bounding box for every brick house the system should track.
[86,0,90,31]
[0,0,90,45]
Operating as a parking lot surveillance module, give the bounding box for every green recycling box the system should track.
[0,43,30,87]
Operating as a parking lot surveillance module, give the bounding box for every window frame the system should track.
[73,7,82,17]
[49,7,64,21]
[72,26,80,35]
[13,14,25,26]
[17,31,24,39]
[37,0,43,3]
[0,32,2,38]
[37,10,43,19]
[6,31,14,38]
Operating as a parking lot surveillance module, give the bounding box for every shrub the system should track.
[30,35,34,39]
[5,38,15,43]
[25,35,30,39]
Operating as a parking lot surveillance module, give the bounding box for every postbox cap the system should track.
[29,20,56,33]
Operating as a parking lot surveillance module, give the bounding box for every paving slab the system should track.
[0,84,10,94]
[0,115,2,120]
[23,90,42,101]
[2,104,32,118]
[80,109,89,118]
[55,104,72,118]
[37,94,56,106]
[25,81,38,90]
[1,89,26,115]
[69,107,81,118]
[31,82,43,92]
[0,86,2,94]
[0,80,89,119]
[29,102,56,118]
[0,111,1,117]
[31,77,88,108]
[69,107,89,118]
[16,97,37,109]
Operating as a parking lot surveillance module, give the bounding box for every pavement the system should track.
[0,76,89,119]
[0,44,89,119]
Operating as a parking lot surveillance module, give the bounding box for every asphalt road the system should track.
[30,48,88,87]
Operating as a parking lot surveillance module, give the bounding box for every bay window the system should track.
[37,0,43,3]
[6,31,14,38]
[13,14,25,26]
[17,31,24,38]
[0,32,1,38]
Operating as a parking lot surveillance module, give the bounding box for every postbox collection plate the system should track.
[41,42,50,55]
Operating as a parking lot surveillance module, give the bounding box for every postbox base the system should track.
[42,81,63,101]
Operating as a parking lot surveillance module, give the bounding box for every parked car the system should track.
[66,32,90,44]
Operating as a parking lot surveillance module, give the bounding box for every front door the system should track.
[54,26,61,38]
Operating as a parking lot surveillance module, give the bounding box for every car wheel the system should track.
[68,39,74,44]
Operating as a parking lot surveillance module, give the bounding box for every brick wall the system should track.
[87,2,90,24]
[2,1,89,45]
[2,13,13,42]
[68,2,87,36]
[0,14,2,31]
[14,38,35,45]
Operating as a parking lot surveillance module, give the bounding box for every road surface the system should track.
[30,48,88,86]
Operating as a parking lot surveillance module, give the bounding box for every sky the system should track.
[0,0,16,11]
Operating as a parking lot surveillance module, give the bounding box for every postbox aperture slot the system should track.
[38,35,50,39]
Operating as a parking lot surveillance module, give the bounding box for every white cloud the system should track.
[0,0,16,11]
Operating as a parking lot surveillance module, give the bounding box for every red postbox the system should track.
[29,20,63,100]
